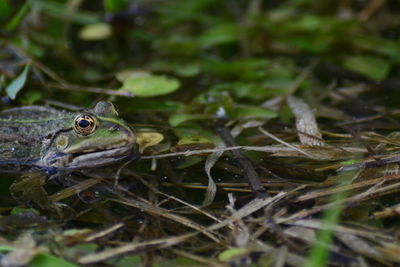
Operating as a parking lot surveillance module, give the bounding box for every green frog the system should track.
[0,101,139,208]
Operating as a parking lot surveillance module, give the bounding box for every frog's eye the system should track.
[74,115,96,135]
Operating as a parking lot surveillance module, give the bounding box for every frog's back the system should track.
[0,106,74,172]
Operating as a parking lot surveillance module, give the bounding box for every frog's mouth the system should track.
[42,145,138,171]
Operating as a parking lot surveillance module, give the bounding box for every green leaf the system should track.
[120,74,180,97]
[79,23,112,41]
[104,0,130,13]
[173,124,215,140]
[30,253,78,267]
[5,2,29,31]
[34,1,99,25]
[284,34,333,53]
[169,114,208,127]
[203,58,270,80]
[198,23,238,47]
[0,246,78,267]
[340,159,358,166]
[235,106,278,119]
[219,248,249,262]
[115,70,150,82]
[342,55,390,81]
[0,0,10,17]
[6,64,30,100]
[173,63,201,77]
[353,36,400,63]
[122,99,182,111]
[112,255,141,267]
[10,207,39,215]
[21,91,42,105]
[178,136,212,145]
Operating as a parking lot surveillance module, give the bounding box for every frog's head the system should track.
[42,101,138,171]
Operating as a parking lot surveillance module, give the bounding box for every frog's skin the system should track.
[0,101,138,175]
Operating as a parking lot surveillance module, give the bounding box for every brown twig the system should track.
[215,121,269,199]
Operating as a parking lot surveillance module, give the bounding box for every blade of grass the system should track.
[5,2,30,31]
[304,170,355,267]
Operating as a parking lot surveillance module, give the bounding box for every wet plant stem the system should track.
[215,121,269,199]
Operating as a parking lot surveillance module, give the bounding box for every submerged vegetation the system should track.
[1,0,400,266]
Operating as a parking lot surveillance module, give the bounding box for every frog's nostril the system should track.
[109,125,120,132]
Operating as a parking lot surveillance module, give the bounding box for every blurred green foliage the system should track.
[2,0,400,113]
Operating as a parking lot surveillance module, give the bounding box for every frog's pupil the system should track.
[79,119,90,128]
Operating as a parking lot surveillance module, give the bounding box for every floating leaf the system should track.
[169,113,208,127]
[174,63,201,77]
[116,70,150,82]
[147,60,201,77]
[6,64,30,100]
[171,136,214,153]
[136,132,164,153]
[177,136,212,145]
[235,106,278,119]
[353,36,400,63]
[198,23,238,47]
[218,248,249,262]
[122,99,182,111]
[342,55,390,81]
[203,58,270,80]
[120,74,180,97]
[79,22,112,41]
[29,252,79,267]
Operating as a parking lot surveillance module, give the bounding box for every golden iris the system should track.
[74,115,96,135]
